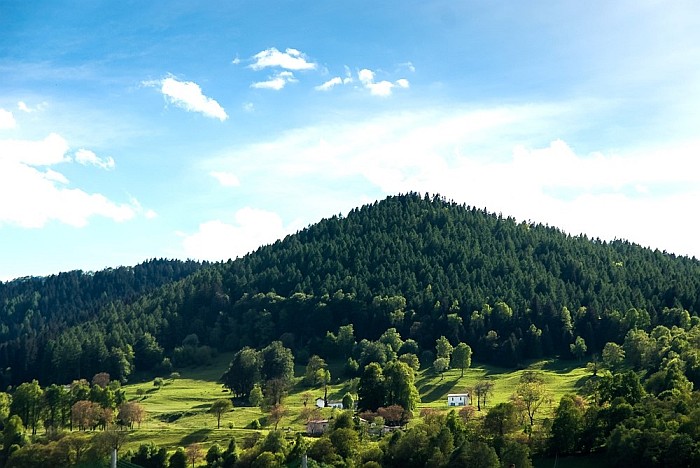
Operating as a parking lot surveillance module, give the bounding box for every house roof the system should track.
[447,393,470,397]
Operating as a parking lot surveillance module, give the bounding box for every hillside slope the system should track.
[0,259,204,385]
[2,193,700,385]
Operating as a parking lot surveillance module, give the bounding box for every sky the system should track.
[1,1,700,281]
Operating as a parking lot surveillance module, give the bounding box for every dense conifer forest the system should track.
[2,192,700,466]
[2,193,699,386]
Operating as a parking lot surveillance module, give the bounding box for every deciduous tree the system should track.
[433,357,450,380]
[384,360,419,411]
[435,335,453,359]
[514,373,550,428]
[118,401,145,429]
[472,379,494,411]
[185,443,202,468]
[570,336,587,362]
[221,347,260,399]
[11,380,43,435]
[210,399,233,429]
[550,394,584,454]
[358,362,385,411]
[451,342,472,376]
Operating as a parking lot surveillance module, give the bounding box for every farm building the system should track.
[447,393,471,406]
[315,397,343,409]
[306,419,330,435]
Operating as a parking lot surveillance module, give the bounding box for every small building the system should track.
[447,393,471,406]
[306,419,330,436]
[315,397,343,409]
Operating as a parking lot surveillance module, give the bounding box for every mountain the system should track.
[2,193,700,386]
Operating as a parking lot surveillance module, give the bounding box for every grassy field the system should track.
[118,355,589,455]
[416,358,589,415]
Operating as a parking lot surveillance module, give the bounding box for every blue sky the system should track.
[1,1,700,280]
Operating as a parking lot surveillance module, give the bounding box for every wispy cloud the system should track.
[315,68,353,91]
[249,48,316,71]
[74,149,115,170]
[251,71,297,90]
[210,171,240,187]
[17,101,47,113]
[0,109,15,129]
[315,76,344,91]
[399,61,416,73]
[144,76,228,121]
[206,103,700,259]
[316,66,411,94]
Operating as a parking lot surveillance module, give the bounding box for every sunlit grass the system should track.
[117,355,588,454]
[415,358,588,418]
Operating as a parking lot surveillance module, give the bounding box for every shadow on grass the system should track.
[420,376,460,403]
[180,428,212,446]
[540,359,583,374]
[575,374,596,389]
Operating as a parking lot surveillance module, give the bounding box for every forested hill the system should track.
[3,193,700,386]
[231,192,700,313]
[0,259,204,385]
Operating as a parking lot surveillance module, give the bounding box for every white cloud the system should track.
[358,69,409,96]
[146,76,228,121]
[250,47,316,71]
[17,101,47,113]
[243,102,255,112]
[43,169,69,184]
[315,77,343,91]
[315,68,353,91]
[358,69,374,84]
[0,109,15,129]
[0,134,138,228]
[367,81,396,97]
[210,171,240,187]
[0,132,70,165]
[74,149,115,170]
[182,207,299,261]
[208,104,700,259]
[251,71,297,90]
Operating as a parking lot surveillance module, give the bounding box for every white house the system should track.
[315,397,343,409]
[447,393,471,406]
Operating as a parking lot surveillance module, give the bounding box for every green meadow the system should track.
[118,355,589,454]
[417,358,588,412]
